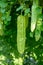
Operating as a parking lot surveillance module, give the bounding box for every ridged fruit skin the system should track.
[17,15,28,54]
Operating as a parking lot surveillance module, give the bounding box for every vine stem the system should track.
[33,0,39,5]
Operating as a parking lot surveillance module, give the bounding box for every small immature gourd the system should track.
[35,18,42,41]
[35,7,42,41]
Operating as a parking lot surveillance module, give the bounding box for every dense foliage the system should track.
[0,0,43,65]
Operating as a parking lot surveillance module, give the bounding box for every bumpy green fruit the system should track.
[17,15,28,54]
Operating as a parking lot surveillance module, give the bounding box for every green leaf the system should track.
[36,7,42,15]
[35,30,41,41]
[41,22,43,31]
[4,20,10,25]
[6,16,11,21]
[0,1,7,8]
[16,6,23,11]
[0,23,2,29]
[1,16,6,20]
[24,8,30,15]
[30,32,33,38]
[0,8,5,13]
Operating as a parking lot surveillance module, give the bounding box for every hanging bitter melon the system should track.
[31,4,37,32]
[35,7,42,41]
[35,18,42,41]
[17,15,28,54]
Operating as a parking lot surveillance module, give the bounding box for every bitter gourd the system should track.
[17,15,28,54]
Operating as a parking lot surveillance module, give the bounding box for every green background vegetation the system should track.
[0,0,43,65]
